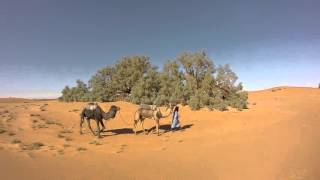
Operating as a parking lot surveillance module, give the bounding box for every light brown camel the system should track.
[133,104,173,135]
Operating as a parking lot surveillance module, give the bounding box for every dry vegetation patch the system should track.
[89,140,102,146]
[20,142,45,150]
[11,139,21,144]
[77,147,87,151]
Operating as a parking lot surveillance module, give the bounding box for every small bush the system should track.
[77,147,87,151]
[33,142,44,148]
[60,129,73,134]
[57,133,65,138]
[63,144,71,148]
[228,91,248,111]
[8,132,16,136]
[89,140,102,146]
[209,100,228,111]
[0,128,6,134]
[188,95,202,110]
[21,142,44,150]
[11,139,21,144]
[65,137,73,141]
[37,124,48,129]
[58,149,64,155]
[45,120,56,125]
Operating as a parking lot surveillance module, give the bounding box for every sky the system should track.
[0,0,319,98]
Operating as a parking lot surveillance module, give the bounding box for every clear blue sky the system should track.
[1,0,319,98]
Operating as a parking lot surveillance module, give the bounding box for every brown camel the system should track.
[133,104,173,135]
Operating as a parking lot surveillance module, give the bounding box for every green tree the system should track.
[89,66,115,102]
[112,56,151,98]
[60,51,248,111]
[178,51,214,91]
[157,60,185,105]
[215,64,247,110]
[59,86,71,102]
[131,67,161,104]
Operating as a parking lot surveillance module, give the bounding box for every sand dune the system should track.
[0,87,319,179]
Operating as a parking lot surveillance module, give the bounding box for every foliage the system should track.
[59,51,248,111]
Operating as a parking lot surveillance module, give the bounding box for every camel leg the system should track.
[99,120,106,132]
[80,117,85,135]
[141,120,147,135]
[133,120,138,135]
[96,120,101,138]
[87,119,95,135]
[155,118,160,136]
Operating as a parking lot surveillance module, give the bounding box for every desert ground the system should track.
[0,87,319,180]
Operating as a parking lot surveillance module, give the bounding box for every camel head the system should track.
[102,105,120,120]
[110,105,120,111]
[165,103,175,112]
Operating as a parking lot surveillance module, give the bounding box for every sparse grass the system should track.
[89,140,102,146]
[55,122,63,126]
[30,113,40,117]
[0,128,6,134]
[77,147,87,151]
[48,145,55,150]
[252,102,257,105]
[69,109,80,113]
[21,142,44,150]
[32,119,38,123]
[37,124,48,129]
[8,132,16,136]
[60,129,73,134]
[45,120,56,125]
[65,137,73,141]
[57,149,64,155]
[57,133,65,138]
[63,144,71,148]
[11,139,21,144]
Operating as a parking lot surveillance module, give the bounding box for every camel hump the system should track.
[139,104,157,111]
[85,102,98,111]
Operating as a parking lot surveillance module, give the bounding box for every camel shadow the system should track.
[100,124,194,137]
[147,123,194,134]
[98,128,134,137]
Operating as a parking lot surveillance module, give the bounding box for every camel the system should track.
[133,104,173,135]
[80,103,120,138]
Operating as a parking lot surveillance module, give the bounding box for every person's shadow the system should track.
[159,124,194,133]
[101,124,194,137]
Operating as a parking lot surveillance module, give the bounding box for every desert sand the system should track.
[0,87,319,180]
